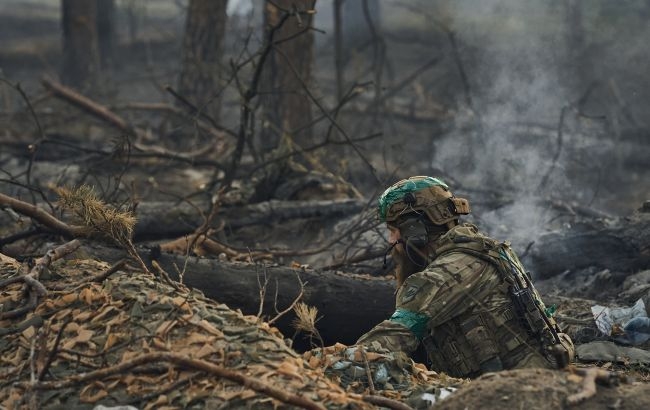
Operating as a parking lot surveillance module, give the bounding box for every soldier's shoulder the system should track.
[430,247,489,271]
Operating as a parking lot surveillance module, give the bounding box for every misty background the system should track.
[1,0,648,253]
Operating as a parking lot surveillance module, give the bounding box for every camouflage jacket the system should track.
[357,224,560,378]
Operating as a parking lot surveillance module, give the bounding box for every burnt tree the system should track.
[177,0,228,122]
[96,0,115,69]
[260,0,316,151]
[61,0,100,89]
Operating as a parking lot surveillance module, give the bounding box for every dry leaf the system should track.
[91,305,117,323]
[172,296,192,312]
[76,328,94,343]
[60,293,78,305]
[144,394,169,410]
[155,320,177,338]
[185,332,215,345]
[21,325,35,340]
[75,310,93,322]
[196,319,224,337]
[79,383,108,403]
[308,355,321,369]
[276,361,303,381]
[79,288,96,305]
[103,333,121,350]
[195,343,217,359]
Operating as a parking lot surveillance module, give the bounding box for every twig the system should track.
[42,77,134,133]
[359,345,376,394]
[0,240,81,319]
[0,78,46,204]
[38,319,72,381]
[126,375,193,405]
[567,367,619,406]
[256,266,270,318]
[273,46,382,184]
[0,193,86,237]
[222,6,294,188]
[151,260,181,291]
[268,272,305,325]
[27,331,41,410]
[24,352,326,410]
[90,258,128,283]
[365,56,441,111]
[164,85,231,135]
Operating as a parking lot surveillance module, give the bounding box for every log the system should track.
[526,210,650,279]
[133,198,367,240]
[149,250,395,347]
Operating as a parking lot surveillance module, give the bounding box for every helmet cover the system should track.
[378,176,470,225]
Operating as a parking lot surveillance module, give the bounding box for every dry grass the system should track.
[292,302,324,350]
[55,185,136,245]
[54,185,148,273]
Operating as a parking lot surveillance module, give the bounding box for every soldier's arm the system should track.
[355,272,442,354]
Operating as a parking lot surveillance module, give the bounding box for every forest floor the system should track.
[2,4,650,409]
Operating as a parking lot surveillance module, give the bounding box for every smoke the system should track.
[427,0,606,247]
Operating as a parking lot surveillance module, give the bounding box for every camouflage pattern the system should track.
[358,223,571,378]
[378,176,470,225]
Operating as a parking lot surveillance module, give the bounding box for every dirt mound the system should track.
[433,368,650,410]
[0,253,365,409]
[0,251,452,409]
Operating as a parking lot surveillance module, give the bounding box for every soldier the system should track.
[357,176,574,378]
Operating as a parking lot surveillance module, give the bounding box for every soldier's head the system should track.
[378,176,470,285]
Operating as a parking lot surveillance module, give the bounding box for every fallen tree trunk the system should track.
[134,198,367,240]
[150,251,396,347]
[0,195,366,242]
[526,210,650,279]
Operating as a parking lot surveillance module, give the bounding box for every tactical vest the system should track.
[420,225,565,378]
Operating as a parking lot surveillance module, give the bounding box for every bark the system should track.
[526,211,650,279]
[76,243,395,347]
[334,0,344,101]
[178,0,228,122]
[133,198,366,240]
[260,0,316,150]
[96,0,116,69]
[61,0,99,89]
[149,251,395,347]
[342,0,381,54]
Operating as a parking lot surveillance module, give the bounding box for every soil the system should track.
[435,368,650,410]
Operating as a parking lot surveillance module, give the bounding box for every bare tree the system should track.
[177,0,228,122]
[565,0,588,90]
[334,0,345,102]
[61,0,100,90]
[96,0,116,69]
[260,0,317,151]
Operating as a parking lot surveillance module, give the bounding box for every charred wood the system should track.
[133,198,366,240]
[149,251,395,347]
[526,211,650,279]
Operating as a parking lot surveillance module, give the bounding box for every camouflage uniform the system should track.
[359,177,573,378]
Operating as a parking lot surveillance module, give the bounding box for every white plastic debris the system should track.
[420,387,457,406]
[591,298,650,345]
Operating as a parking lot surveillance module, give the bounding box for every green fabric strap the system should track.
[389,308,430,340]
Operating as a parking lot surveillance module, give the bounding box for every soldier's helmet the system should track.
[377,176,470,225]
